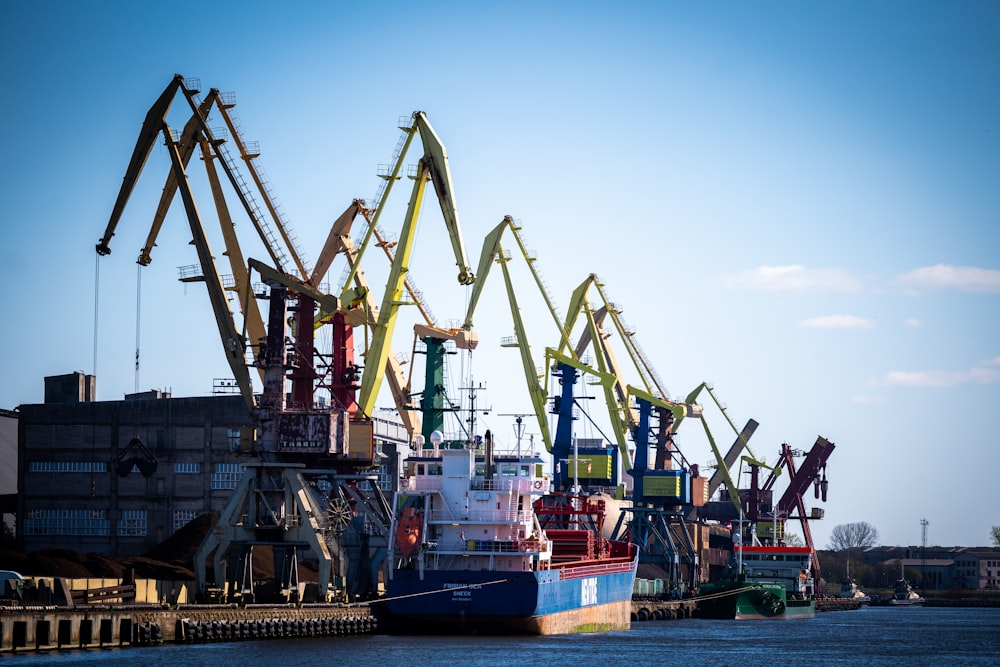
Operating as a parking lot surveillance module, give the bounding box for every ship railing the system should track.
[401,476,443,492]
[425,509,530,523]
[470,477,549,493]
[469,509,530,522]
[470,478,511,491]
[426,538,547,554]
[555,558,636,580]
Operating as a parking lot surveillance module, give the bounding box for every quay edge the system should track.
[0,603,377,653]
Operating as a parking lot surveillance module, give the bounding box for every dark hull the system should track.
[384,557,637,635]
[695,581,815,620]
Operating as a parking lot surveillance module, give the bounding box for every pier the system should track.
[631,599,697,621]
[0,603,376,653]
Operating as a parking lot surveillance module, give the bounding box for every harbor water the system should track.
[4,606,999,666]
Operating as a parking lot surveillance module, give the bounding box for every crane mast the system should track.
[356,111,477,423]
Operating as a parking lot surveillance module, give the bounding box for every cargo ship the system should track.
[383,433,638,635]
[695,543,816,620]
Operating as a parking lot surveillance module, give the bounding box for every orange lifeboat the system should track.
[396,507,423,559]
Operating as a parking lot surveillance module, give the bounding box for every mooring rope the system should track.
[365,578,508,606]
[689,584,759,603]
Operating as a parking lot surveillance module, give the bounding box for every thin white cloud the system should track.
[725,265,864,293]
[903,317,922,328]
[851,394,885,405]
[897,264,1000,293]
[882,359,1000,388]
[799,314,874,330]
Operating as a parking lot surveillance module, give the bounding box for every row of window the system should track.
[24,508,202,537]
[954,560,1000,569]
[28,461,108,473]
[26,460,237,479]
[211,463,246,490]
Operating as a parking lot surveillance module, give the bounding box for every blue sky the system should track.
[2,1,998,550]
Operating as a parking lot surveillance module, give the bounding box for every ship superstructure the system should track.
[385,435,638,634]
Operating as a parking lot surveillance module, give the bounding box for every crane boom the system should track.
[461,216,578,452]
[198,136,267,380]
[212,97,309,280]
[311,200,361,287]
[138,91,218,266]
[707,418,759,499]
[495,244,552,451]
[463,217,567,345]
[357,112,476,420]
[164,125,255,414]
[357,169,431,420]
[412,112,475,286]
[97,74,187,256]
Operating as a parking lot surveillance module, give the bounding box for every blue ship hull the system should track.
[385,560,637,634]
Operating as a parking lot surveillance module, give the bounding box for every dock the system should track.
[0,603,377,653]
[631,598,697,621]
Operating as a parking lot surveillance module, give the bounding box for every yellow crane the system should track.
[461,215,573,452]
[356,112,478,423]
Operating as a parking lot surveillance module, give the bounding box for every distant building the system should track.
[888,558,955,589]
[16,372,408,558]
[958,549,1000,590]
[857,545,1000,590]
[0,408,17,534]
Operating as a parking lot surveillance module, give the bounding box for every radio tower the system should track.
[920,518,929,587]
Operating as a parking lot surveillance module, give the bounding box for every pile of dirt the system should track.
[0,512,321,582]
[0,513,218,581]
[142,511,216,572]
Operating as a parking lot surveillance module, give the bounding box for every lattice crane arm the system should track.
[357,113,476,420]
[163,124,256,415]
[97,74,187,257]
[96,75,256,415]
[137,91,218,266]
[412,111,475,286]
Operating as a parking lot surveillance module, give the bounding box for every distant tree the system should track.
[783,532,804,547]
[991,525,1000,547]
[828,522,879,550]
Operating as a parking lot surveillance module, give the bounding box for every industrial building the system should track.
[849,546,1000,591]
[0,408,16,535]
[14,372,407,559]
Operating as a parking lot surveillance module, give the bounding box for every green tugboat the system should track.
[695,541,816,620]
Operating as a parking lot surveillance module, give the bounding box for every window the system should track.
[211,463,246,490]
[118,509,147,536]
[227,428,241,452]
[24,509,109,536]
[28,461,108,473]
[376,463,392,492]
[173,509,199,531]
[173,462,202,474]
